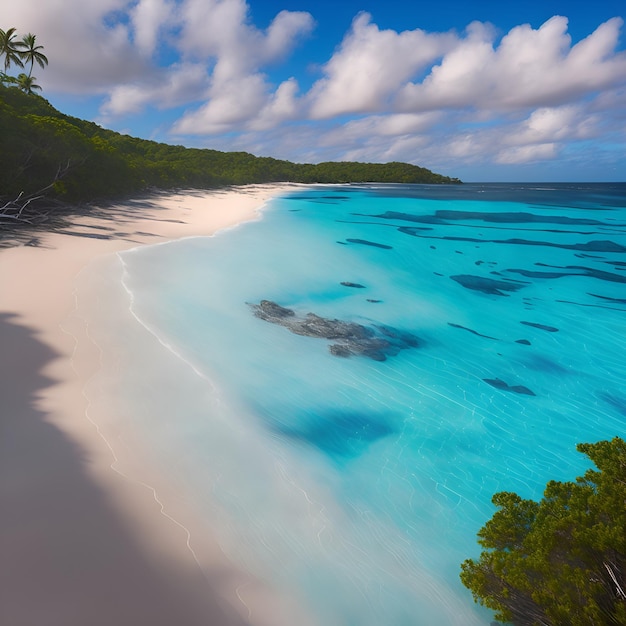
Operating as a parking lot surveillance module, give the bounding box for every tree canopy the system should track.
[0,85,460,208]
[460,437,626,625]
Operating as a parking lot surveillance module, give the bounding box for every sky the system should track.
[2,0,625,181]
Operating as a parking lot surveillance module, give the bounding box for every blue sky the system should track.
[2,0,625,181]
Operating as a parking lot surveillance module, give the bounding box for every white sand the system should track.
[0,184,314,626]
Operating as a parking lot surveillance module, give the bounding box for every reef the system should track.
[483,378,536,396]
[250,300,419,361]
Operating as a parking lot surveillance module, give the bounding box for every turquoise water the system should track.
[116,183,626,625]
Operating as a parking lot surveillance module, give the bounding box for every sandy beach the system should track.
[0,184,306,626]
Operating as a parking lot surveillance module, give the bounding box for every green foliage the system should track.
[15,73,41,94]
[0,27,25,72]
[19,33,48,78]
[460,437,626,625]
[0,85,460,203]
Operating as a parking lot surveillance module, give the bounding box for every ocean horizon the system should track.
[80,182,626,625]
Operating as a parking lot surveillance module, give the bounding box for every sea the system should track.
[82,183,626,625]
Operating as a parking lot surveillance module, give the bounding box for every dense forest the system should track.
[0,85,459,209]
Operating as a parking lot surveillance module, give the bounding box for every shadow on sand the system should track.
[0,313,249,626]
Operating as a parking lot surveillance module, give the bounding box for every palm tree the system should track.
[16,72,41,94]
[0,71,17,86]
[20,33,48,77]
[0,27,25,72]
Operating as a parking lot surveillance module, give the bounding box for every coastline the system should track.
[0,184,311,626]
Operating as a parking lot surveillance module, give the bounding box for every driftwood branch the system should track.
[0,158,79,228]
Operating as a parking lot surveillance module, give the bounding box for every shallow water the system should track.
[97,183,626,624]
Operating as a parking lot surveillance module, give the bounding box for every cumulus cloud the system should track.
[171,0,313,134]
[130,0,175,58]
[496,143,558,165]
[308,13,456,118]
[397,16,626,112]
[101,62,209,117]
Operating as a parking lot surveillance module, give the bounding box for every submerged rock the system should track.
[483,377,536,396]
[250,300,419,361]
[254,299,295,320]
[520,321,559,332]
[451,274,527,296]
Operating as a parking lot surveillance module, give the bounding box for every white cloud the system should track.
[505,105,599,146]
[101,62,209,117]
[130,0,175,57]
[308,12,457,118]
[496,143,558,164]
[172,73,268,134]
[170,0,313,133]
[249,77,301,131]
[397,16,626,111]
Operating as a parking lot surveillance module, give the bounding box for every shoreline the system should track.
[0,184,311,626]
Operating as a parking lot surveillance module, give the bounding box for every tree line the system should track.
[0,85,460,214]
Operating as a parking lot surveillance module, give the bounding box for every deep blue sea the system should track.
[113,183,626,625]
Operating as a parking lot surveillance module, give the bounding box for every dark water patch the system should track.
[506,268,572,279]
[451,274,528,296]
[339,218,433,231]
[575,253,606,259]
[506,265,626,285]
[337,241,347,245]
[345,238,393,249]
[515,339,531,345]
[448,323,498,340]
[435,209,616,226]
[341,281,366,288]
[524,354,569,374]
[556,300,626,312]
[598,392,626,417]
[250,300,419,361]
[484,378,536,396]
[434,272,444,276]
[283,194,347,202]
[398,226,435,237]
[589,293,626,304]
[368,209,618,227]
[364,182,626,210]
[520,321,559,332]
[272,411,395,461]
[396,230,626,254]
